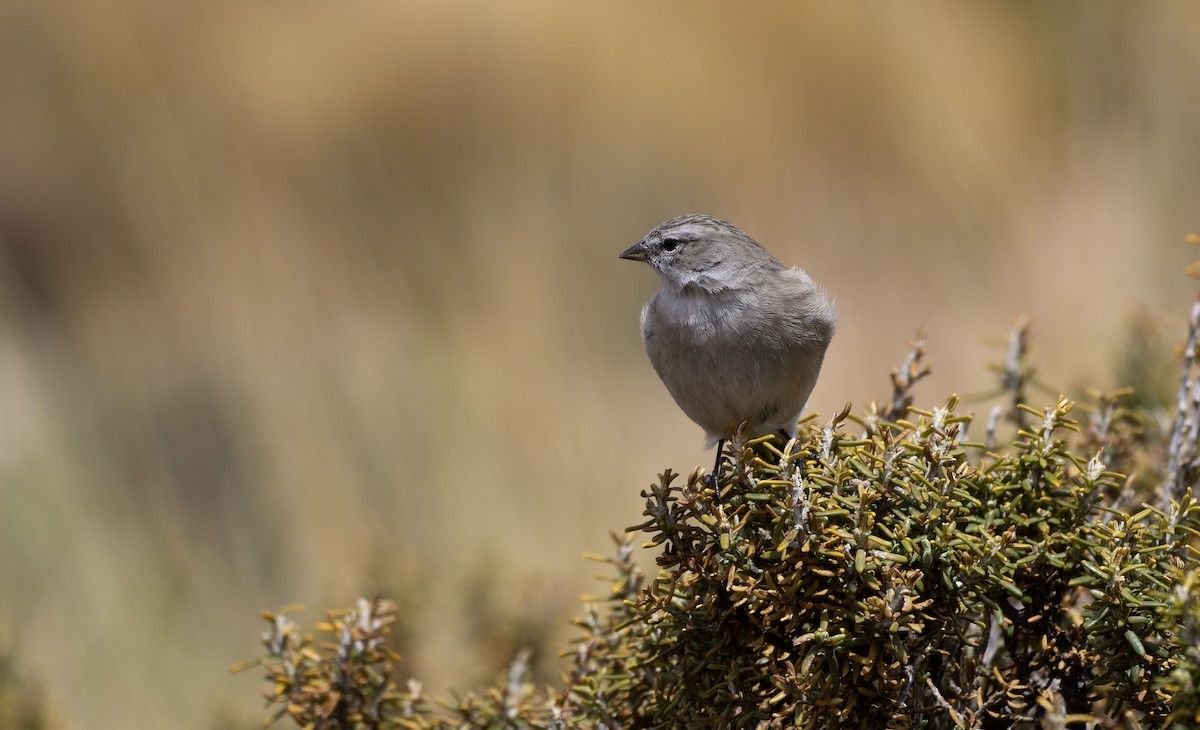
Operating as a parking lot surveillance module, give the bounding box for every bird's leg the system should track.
[709,439,725,502]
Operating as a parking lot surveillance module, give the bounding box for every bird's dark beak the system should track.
[619,240,649,262]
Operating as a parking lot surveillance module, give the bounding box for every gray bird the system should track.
[620,214,837,489]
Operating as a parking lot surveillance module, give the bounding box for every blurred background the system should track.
[0,1,1197,726]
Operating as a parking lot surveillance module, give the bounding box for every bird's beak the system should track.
[619,240,649,262]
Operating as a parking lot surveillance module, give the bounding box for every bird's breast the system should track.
[649,289,743,344]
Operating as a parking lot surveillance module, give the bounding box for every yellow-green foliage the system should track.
[240,287,1200,729]
[0,647,53,730]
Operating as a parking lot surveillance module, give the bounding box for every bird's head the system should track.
[619,214,779,293]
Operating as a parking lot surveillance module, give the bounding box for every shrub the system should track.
[238,244,1200,729]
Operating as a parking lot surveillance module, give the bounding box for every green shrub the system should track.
[238,249,1200,729]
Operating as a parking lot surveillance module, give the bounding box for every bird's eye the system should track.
[661,238,683,253]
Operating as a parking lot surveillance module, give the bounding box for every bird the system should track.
[619,214,837,493]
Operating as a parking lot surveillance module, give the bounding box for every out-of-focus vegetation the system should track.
[1,3,1199,728]
[0,645,52,729]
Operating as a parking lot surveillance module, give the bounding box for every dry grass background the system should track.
[0,2,1198,727]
